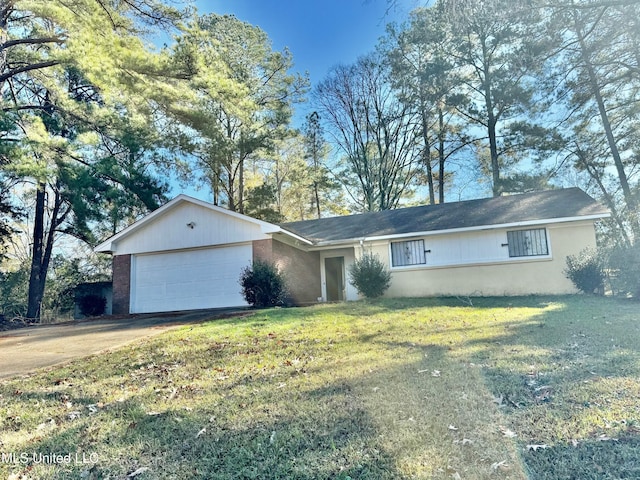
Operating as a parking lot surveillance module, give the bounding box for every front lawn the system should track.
[0,296,638,479]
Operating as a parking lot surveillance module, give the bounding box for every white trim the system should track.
[131,241,254,257]
[272,230,314,246]
[307,213,609,248]
[390,255,554,272]
[94,194,308,253]
[129,255,137,314]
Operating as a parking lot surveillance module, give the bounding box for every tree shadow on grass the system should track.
[451,296,640,479]
[520,437,640,480]
[3,296,635,479]
[1,380,408,479]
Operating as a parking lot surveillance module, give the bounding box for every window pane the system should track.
[507,229,548,257]
[391,240,426,267]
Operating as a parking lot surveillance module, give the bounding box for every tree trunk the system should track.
[479,36,501,197]
[419,94,435,204]
[26,182,46,320]
[438,105,446,204]
[237,156,244,214]
[313,180,321,219]
[0,3,10,84]
[26,182,64,321]
[575,15,639,233]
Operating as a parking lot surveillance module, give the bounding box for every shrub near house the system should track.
[348,253,391,298]
[239,260,288,307]
[564,248,605,294]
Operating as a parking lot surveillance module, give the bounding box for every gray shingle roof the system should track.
[280,188,609,244]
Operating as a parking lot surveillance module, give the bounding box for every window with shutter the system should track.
[506,229,549,257]
[391,239,427,267]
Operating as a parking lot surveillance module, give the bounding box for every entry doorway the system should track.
[324,256,345,302]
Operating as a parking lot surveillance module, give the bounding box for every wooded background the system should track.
[2,0,639,320]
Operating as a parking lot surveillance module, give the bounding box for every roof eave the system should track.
[271,227,314,245]
[306,213,610,248]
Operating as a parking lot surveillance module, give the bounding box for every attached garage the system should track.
[130,245,252,313]
[94,195,312,315]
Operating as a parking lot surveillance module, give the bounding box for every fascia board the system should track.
[272,228,314,245]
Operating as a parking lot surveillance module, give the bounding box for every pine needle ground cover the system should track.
[0,296,638,479]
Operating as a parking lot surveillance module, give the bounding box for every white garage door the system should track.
[131,245,251,313]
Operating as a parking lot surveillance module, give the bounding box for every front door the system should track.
[325,257,345,302]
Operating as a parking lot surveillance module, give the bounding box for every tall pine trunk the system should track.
[419,93,435,204]
[26,183,46,320]
[26,182,63,321]
[574,15,639,235]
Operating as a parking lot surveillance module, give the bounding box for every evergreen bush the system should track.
[239,260,288,308]
[348,252,391,299]
[608,244,640,299]
[564,248,605,294]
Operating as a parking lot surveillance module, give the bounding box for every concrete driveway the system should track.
[0,309,246,380]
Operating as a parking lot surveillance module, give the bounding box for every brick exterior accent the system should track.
[252,239,321,305]
[252,239,274,263]
[112,254,131,314]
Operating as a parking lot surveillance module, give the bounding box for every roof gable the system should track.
[95,194,282,254]
[281,188,610,244]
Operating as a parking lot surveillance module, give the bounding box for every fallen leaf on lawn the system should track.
[491,460,510,471]
[571,439,579,447]
[526,444,550,451]
[448,425,458,431]
[270,431,276,444]
[37,419,56,430]
[196,427,206,438]
[87,404,98,414]
[432,370,441,377]
[534,385,552,392]
[453,438,474,445]
[499,426,517,438]
[68,411,82,420]
[446,466,461,479]
[128,467,149,478]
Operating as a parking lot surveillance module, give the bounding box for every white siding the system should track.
[423,230,510,267]
[114,203,269,255]
[388,229,552,269]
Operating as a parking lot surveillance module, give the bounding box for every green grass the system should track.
[0,296,638,479]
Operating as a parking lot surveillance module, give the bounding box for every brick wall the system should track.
[252,239,274,263]
[252,239,321,305]
[112,254,131,315]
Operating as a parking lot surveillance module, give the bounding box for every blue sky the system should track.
[196,0,415,120]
